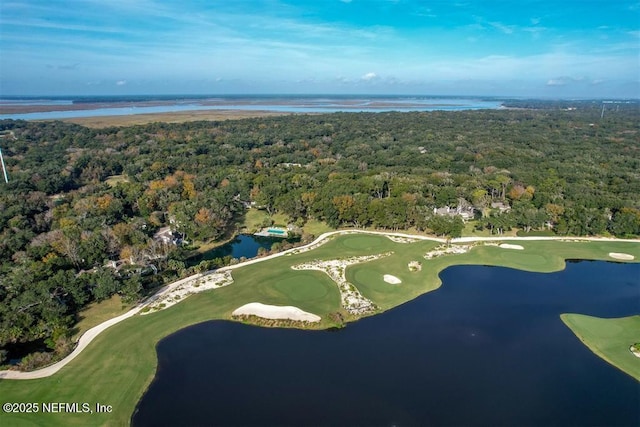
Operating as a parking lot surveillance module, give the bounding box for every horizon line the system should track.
[1,94,639,101]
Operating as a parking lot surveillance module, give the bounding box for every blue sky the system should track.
[1,0,638,97]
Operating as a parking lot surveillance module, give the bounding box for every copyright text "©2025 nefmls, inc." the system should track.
[3,401,113,414]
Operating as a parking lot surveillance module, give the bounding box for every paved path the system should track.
[1,230,637,380]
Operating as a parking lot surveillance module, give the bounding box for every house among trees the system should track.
[433,205,475,221]
[153,226,184,246]
[491,201,511,213]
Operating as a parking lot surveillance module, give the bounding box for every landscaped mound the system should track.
[142,270,233,314]
[408,261,422,272]
[232,303,321,322]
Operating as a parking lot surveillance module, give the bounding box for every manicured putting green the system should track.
[273,273,331,302]
[340,234,389,250]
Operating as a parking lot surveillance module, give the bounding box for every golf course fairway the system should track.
[0,231,638,426]
[561,314,640,381]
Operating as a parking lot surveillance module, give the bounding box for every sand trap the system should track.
[499,243,524,250]
[383,274,402,284]
[232,303,321,322]
[609,252,635,260]
[630,346,640,358]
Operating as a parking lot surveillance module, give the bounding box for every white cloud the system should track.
[489,21,515,35]
[546,76,585,86]
[546,78,566,86]
[116,80,127,86]
[361,72,377,81]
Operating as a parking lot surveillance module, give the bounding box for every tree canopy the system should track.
[0,105,638,365]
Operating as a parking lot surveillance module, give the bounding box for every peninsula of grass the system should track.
[0,232,638,426]
[561,314,640,381]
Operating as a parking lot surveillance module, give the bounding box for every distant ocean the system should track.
[0,95,504,120]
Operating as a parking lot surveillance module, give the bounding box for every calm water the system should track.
[133,261,639,427]
[191,234,278,264]
[0,97,502,120]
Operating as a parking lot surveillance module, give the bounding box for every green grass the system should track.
[302,219,334,236]
[240,209,292,232]
[272,273,332,302]
[72,295,131,341]
[463,221,492,237]
[561,314,640,381]
[0,234,638,426]
[462,220,518,237]
[240,208,267,231]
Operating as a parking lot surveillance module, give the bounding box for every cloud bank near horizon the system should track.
[1,0,638,97]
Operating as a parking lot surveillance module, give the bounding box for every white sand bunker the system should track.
[499,243,524,250]
[630,345,640,358]
[383,274,402,284]
[232,303,321,322]
[609,252,635,260]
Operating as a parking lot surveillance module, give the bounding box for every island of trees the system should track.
[0,104,638,367]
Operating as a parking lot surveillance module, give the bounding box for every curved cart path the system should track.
[1,230,637,379]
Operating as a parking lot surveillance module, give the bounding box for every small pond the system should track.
[189,234,299,265]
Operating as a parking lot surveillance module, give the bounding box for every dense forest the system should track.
[0,106,639,367]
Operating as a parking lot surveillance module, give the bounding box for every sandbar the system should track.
[232,302,321,322]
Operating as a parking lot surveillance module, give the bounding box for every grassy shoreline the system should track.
[0,233,638,426]
[561,314,640,381]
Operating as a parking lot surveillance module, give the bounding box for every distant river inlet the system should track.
[0,96,503,120]
[133,261,639,427]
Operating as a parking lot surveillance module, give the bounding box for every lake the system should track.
[0,96,503,120]
[132,261,639,426]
